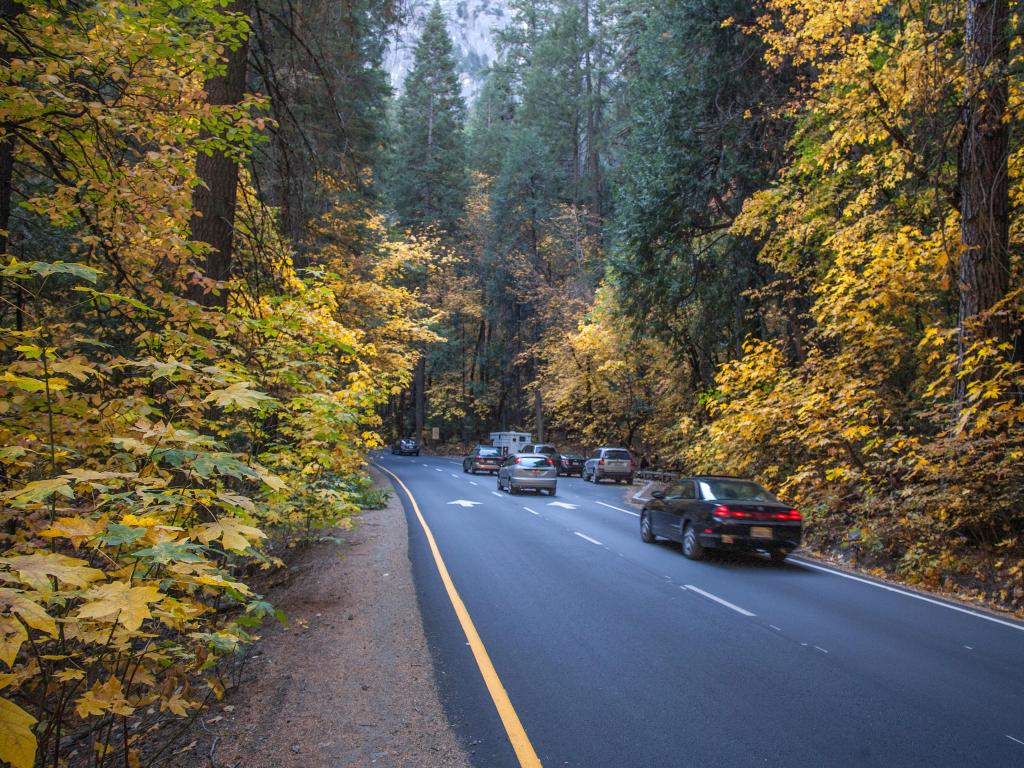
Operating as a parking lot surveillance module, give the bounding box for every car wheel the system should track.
[640,511,656,543]
[496,476,502,491]
[548,488,556,497]
[682,524,705,561]
[463,464,468,473]
[770,550,788,564]
[509,483,518,495]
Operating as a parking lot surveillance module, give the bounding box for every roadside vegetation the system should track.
[1,0,1022,767]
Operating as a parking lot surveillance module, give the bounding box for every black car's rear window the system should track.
[699,479,777,501]
[605,450,631,460]
[563,454,582,460]
[533,445,556,454]
[478,447,501,457]
[519,457,551,468]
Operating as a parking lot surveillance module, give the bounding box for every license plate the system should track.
[750,526,773,540]
[526,470,543,476]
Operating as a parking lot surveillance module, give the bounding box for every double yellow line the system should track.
[375,464,543,768]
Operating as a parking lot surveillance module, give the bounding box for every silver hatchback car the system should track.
[497,453,558,496]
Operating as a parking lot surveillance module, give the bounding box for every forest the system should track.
[0,0,1021,765]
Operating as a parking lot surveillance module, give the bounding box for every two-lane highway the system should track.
[377,453,1024,767]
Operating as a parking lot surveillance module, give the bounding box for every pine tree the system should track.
[389,3,468,234]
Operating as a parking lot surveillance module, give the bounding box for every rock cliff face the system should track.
[386,0,509,101]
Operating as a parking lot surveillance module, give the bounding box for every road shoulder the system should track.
[184,466,471,768]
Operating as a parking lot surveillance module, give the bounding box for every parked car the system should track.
[640,475,801,563]
[463,445,504,474]
[391,437,419,456]
[583,447,633,484]
[522,443,560,468]
[558,453,584,477]
[497,453,558,496]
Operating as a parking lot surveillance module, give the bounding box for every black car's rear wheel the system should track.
[682,524,705,561]
[770,550,788,564]
[640,512,656,543]
[509,483,518,495]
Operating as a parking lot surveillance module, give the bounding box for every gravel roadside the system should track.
[183,466,471,768]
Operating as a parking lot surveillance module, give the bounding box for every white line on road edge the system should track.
[574,531,603,546]
[596,501,640,517]
[523,507,539,516]
[1006,735,1024,746]
[491,491,503,498]
[791,557,1024,632]
[683,585,756,617]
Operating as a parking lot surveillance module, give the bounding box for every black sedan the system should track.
[463,445,504,474]
[640,476,801,563]
[557,454,584,476]
[391,437,420,456]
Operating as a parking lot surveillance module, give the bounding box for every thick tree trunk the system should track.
[414,355,426,441]
[957,0,1012,398]
[189,0,252,308]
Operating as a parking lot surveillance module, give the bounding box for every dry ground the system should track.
[182,467,470,768]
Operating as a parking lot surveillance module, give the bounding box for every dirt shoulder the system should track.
[185,467,470,768]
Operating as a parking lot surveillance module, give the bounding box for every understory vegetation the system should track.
[1,0,1022,765]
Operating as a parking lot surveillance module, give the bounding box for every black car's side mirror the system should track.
[651,490,665,500]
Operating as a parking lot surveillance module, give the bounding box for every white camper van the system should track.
[489,432,531,456]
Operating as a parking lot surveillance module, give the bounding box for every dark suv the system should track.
[391,437,420,456]
[640,476,801,562]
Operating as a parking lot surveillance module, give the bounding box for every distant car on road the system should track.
[391,437,420,456]
[558,453,584,476]
[522,443,560,469]
[463,445,504,474]
[640,476,802,563]
[583,447,633,484]
[497,453,558,496]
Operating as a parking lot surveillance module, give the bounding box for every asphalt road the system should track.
[376,453,1024,768]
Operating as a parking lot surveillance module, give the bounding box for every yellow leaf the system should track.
[0,619,27,669]
[0,590,57,638]
[203,381,275,409]
[196,518,265,554]
[40,517,105,549]
[0,697,36,768]
[0,553,104,592]
[76,677,134,718]
[76,582,163,632]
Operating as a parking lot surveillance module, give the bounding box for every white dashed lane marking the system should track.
[469,481,479,486]
[491,491,503,498]
[1006,735,1024,747]
[523,507,539,516]
[683,585,756,617]
[596,501,640,517]
[573,532,603,546]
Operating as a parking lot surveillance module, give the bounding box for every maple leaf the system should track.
[76,582,164,632]
[1,477,73,505]
[0,697,37,768]
[0,589,57,638]
[75,677,134,718]
[0,553,104,592]
[196,518,266,554]
[0,618,27,669]
[203,381,276,409]
[40,517,105,549]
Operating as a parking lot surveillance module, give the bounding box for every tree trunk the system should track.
[957,0,1012,398]
[189,0,252,308]
[414,355,426,441]
[0,1,21,328]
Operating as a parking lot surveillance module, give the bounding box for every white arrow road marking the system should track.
[574,531,603,546]
[447,500,483,508]
[596,501,640,517]
[683,585,756,617]
[548,501,578,510]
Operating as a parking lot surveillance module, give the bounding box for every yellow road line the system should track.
[375,464,543,768]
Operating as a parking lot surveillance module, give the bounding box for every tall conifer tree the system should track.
[389,3,468,234]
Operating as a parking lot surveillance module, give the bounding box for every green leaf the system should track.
[98,524,147,547]
[192,453,260,481]
[1,259,99,284]
[131,541,205,564]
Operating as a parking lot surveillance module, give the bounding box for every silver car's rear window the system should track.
[519,457,551,468]
[605,450,630,460]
